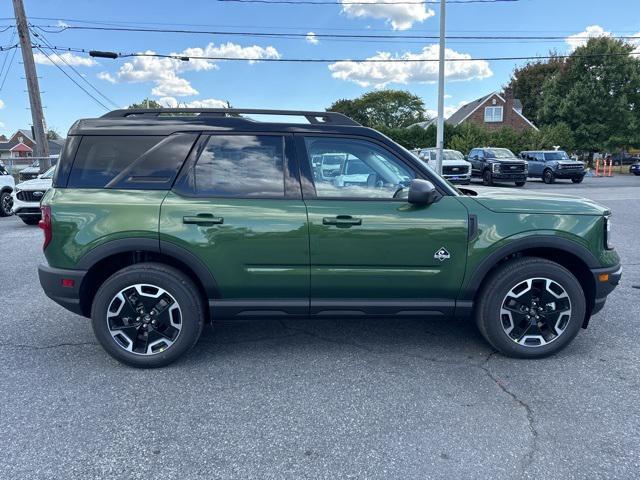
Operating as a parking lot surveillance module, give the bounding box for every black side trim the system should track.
[38,264,87,316]
[76,238,160,270]
[461,236,602,301]
[209,299,308,318]
[310,299,454,317]
[468,214,478,242]
[160,240,220,298]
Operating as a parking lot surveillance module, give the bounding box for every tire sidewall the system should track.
[91,265,203,368]
[483,170,493,186]
[543,169,554,184]
[477,260,586,358]
[0,192,12,217]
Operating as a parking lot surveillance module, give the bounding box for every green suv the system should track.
[38,109,621,368]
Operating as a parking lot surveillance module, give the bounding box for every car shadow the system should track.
[184,316,494,365]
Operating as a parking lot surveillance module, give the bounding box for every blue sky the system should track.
[0,0,639,137]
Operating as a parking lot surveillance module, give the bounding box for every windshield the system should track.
[443,150,464,161]
[41,166,56,179]
[544,151,570,161]
[486,148,516,159]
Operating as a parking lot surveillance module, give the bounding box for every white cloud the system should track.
[0,121,5,129]
[565,25,612,51]
[329,45,492,88]
[159,96,229,108]
[97,42,280,97]
[341,0,435,31]
[57,20,69,28]
[33,52,97,67]
[0,99,4,109]
[306,32,319,45]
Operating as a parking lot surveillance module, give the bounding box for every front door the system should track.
[160,134,309,317]
[298,135,469,316]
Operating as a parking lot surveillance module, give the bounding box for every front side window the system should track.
[484,106,504,123]
[544,151,569,161]
[304,137,415,199]
[192,135,285,197]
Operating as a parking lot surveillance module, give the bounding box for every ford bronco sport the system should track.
[38,109,621,368]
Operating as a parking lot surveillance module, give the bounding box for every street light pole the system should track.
[435,0,446,176]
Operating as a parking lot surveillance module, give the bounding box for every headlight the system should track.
[492,163,500,173]
[604,216,613,250]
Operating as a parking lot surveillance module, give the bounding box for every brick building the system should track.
[447,92,538,132]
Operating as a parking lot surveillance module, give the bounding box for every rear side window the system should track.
[67,134,196,189]
[189,135,285,197]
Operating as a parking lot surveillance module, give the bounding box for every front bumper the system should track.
[492,173,527,181]
[38,264,88,317]
[12,196,41,216]
[554,169,586,179]
[590,264,622,315]
[443,174,471,183]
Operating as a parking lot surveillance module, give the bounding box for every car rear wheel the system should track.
[0,191,12,217]
[482,170,493,186]
[91,262,205,368]
[571,176,584,184]
[543,169,555,184]
[20,216,40,225]
[475,257,586,358]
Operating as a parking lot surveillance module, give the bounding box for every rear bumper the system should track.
[38,264,87,317]
[590,264,622,315]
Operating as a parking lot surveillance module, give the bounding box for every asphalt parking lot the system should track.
[1,175,638,480]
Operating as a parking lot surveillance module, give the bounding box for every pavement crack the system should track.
[0,341,98,351]
[479,351,539,474]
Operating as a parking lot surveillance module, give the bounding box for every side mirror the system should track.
[408,179,437,206]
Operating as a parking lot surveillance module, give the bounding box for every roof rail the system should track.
[101,108,360,126]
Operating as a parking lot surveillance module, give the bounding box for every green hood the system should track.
[468,188,610,216]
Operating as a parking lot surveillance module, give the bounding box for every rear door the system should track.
[160,133,310,317]
[297,135,469,317]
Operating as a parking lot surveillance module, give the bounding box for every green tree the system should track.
[540,37,640,153]
[448,123,489,155]
[505,55,565,125]
[128,98,164,109]
[47,128,61,140]
[328,90,428,128]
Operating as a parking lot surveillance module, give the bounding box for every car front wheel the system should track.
[0,191,12,216]
[543,169,555,184]
[91,262,205,368]
[515,181,526,187]
[482,170,493,186]
[571,176,584,184]
[475,257,586,358]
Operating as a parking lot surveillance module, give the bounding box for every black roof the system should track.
[69,108,371,137]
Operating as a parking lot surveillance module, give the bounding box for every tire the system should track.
[91,262,205,368]
[475,257,586,359]
[515,181,526,187]
[0,191,12,217]
[20,216,40,225]
[482,170,493,186]
[543,169,555,184]
[571,176,584,184]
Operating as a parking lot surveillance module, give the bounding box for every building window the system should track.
[484,106,503,123]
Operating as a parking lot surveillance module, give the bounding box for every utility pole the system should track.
[12,0,50,173]
[435,0,446,176]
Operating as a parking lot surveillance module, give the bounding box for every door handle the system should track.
[183,214,224,225]
[322,215,362,227]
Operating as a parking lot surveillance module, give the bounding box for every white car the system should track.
[412,148,472,185]
[12,166,54,225]
[0,161,15,217]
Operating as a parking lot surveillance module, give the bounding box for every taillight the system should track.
[39,205,52,250]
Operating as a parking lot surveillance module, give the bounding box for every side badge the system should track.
[434,247,451,262]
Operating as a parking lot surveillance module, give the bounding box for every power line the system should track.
[43,44,640,63]
[29,27,119,108]
[0,28,16,81]
[31,24,640,43]
[32,45,110,110]
[0,44,18,92]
